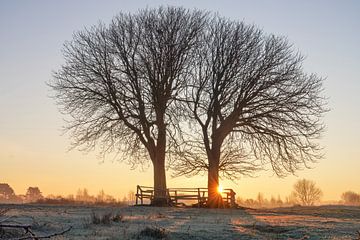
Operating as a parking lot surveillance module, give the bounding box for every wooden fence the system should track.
[135,185,236,208]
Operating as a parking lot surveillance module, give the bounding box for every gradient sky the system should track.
[0,0,359,201]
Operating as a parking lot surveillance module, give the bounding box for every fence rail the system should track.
[135,185,236,207]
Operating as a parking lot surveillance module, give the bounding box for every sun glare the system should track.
[217,184,223,193]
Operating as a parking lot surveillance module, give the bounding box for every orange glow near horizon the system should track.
[1,1,360,204]
[217,184,223,194]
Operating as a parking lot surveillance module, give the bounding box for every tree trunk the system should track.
[207,147,223,208]
[151,121,168,206]
[152,158,167,206]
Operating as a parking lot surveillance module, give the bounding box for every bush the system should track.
[91,212,111,225]
[341,191,360,205]
[112,213,124,222]
[90,212,124,225]
[139,227,167,239]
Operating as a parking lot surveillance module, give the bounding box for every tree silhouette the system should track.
[341,191,360,205]
[50,7,207,205]
[292,179,322,206]
[51,7,326,207]
[174,16,326,207]
[25,187,43,202]
[0,183,16,201]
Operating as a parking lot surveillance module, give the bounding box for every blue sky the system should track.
[0,0,359,200]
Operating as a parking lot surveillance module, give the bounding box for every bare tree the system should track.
[292,179,322,206]
[0,183,16,201]
[128,190,136,205]
[175,16,326,207]
[50,7,206,205]
[341,191,360,205]
[25,187,43,202]
[96,189,106,202]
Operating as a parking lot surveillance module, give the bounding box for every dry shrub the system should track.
[91,212,124,225]
[0,208,9,216]
[91,212,111,225]
[112,213,124,223]
[139,227,167,239]
[148,212,166,219]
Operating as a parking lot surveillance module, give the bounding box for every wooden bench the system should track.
[135,185,236,207]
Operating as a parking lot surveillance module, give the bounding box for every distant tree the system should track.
[244,198,256,207]
[270,196,277,206]
[127,191,136,205]
[96,189,106,202]
[276,195,283,206]
[237,194,284,208]
[285,192,299,206]
[50,7,207,205]
[292,179,322,206]
[236,196,244,205]
[256,192,265,207]
[25,187,43,202]
[104,194,116,203]
[174,15,327,207]
[341,191,360,205]
[67,194,75,201]
[76,188,92,202]
[0,183,16,201]
[46,194,57,200]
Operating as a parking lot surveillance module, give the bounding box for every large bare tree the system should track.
[175,17,327,207]
[292,179,322,206]
[50,7,206,205]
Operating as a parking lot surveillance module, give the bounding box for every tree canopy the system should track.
[292,179,323,206]
[50,6,207,205]
[50,7,326,207]
[173,16,326,206]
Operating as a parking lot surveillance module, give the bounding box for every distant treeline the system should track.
[340,191,360,205]
[37,188,136,206]
[236,191,360,208]
[0,183,135,206]
[1,181,359,207]
[0,183,43,203]
[236,179,360,208]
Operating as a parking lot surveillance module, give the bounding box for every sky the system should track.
[0,0,359,201]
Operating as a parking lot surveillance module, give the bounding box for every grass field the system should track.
[1,204,360,239]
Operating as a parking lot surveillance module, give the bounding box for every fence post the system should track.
[136,185,139,205]
[175,190,178,205]
[167,189,170,205]
[140,186,144,205]
[230,189,235,208]
[227,191,230,206]
[197,188,200,207]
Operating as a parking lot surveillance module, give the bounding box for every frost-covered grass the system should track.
[0,204,359,239]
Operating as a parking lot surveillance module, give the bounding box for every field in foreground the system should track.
[1,204,360,239]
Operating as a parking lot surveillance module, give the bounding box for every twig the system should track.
[11,226,73,240]
[0,224,72,240]
[0,208,10,216]
[0,224,33,238]
[0,224,32,229]
[0,215,14,223]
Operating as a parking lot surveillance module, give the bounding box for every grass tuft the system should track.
[139,226,167,239]
[90,212,124,225]
[112,213,124,222]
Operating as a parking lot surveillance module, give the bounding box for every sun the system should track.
[217,184,223,194]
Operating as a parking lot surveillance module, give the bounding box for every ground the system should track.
[1,204,359,239]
